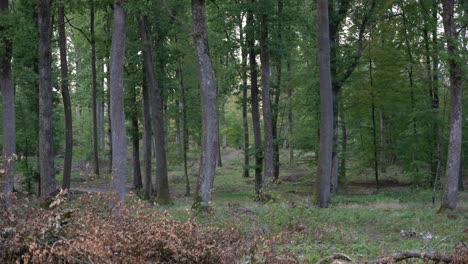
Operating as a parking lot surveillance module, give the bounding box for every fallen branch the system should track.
[316,253,353,264]
[367,251,453,264]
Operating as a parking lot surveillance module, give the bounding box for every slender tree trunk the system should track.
[316,0,333,208]
[191,0,219,208]
[287,61,293,164]
[339,102,347,182]
[107,66,112,173]
[369,52,379,189]
[138,16,171,204]
[240,20,250,178]
[131,86,142,189]
[178,60,190,196]
[260,0,274,197]
[110,0,127,203]
[431,0,440,186]
[142,75,152,199]
[379,111,386,172]
[440,0,463,210]
[0,0,15,201]
[38,0,56,200]
[58,5,73,190]
[91,1,100,177]
[247,0,263,197]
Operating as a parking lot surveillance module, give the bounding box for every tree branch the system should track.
[64,15,91,44]
[367,251,453,264]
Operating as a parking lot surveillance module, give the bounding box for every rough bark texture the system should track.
[441,0,463,210]
[58,5,73,190]
[110,0,127,203]
[247,0,263,197]
[137,16,171,205]
[316,0,333,208]
[192,0,219,208]
[0,0,15,199]
[38,0,56,200]
[260,0,273,195]
[91,1,100,178]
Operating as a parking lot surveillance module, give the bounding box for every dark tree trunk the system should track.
[58,5,72,190]
[0,0,15,201]
[38,0,56,200]
[369,50,379,189]
[137,16,171,205]
[316,0,333,208]
[131,87,142,190]
[107,65,112,173]
[191,0,219,208]
[240,20,250,178]
[339,101,347,182]
[260,0,274,196]
[178,60,190,196]
[91,1,100,177]
[142,75,152,199]
[110,0,128,203]
[247,0,263,197]
[286,61,293,164]
[379,111,386,171]
[440,0,463,210]
[430,0,440,186]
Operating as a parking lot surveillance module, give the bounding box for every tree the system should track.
[0,0,15,201]
[247,0,263,198]
[191,0,219,208]
[38,0,56,200]
[440,0,463,210]
[137,15,171,205]
[90,0,100,178]
[58,4,73,191]
[260,0,274,197]
[316,0,333,208]
[110,0,128,203]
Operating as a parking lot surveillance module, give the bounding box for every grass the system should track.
[35,148,468,262]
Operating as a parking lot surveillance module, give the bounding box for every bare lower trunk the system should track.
[38,0,56,200]
[110,0,127,203]
[91,1,100,177]
[177,60,190,196]
[247,1,263,197]
[440,0,463,210]
[316,0,333,208]
[192,0,219,208]
[0,0,15,201]
[131,103,142,190]
[241,20,250,178]
[339,103,347,182]
[138,16,171,204]
[142,76,152,199]
[58,5,72,190]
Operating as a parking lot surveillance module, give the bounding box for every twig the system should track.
[64,15,91,44]
[316,253,353,264]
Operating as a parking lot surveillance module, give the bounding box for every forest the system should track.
[0,0,467,263]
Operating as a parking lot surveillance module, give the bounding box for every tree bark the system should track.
[131,87,142,190]
[316,0,333,208]
[339,101,347,182]
[191,0,219,208]
[141,72,152,199]
[90,0,100,177]
[440,0,463,210]
[177,59,190,196]
[110,0,128,203]
[137,16,171,205]
[0,0,15,201]
[260,0,274,197]
[38,0,56,200]
[247,0,263,197]
[58,5,73,191]
[240,19,250,179]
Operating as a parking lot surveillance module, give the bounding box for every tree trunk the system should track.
[379,111,386,172]
[191,0,219,208]
[260,0,274,197]
[107,65,112,173]
[316,0,333,208]
[137,16,171,205]
[110,0,128,203]
[91,1,100,177]
[0,0,15,201]
[178,60,190,196]
[247,0,263,197]
[339,102,347,182]
[430,0,440,186]
[142,75,152,199]
[131,87,142,190]
[369,50,379,189]
[240,20,250,178]
[58,5,73,190]
[440,0,463,210]
[287,61,293,164]
[38,0,56,200]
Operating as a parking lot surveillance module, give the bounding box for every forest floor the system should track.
[57,147,468,263]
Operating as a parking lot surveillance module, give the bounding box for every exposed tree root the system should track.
[317,251,453,264]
